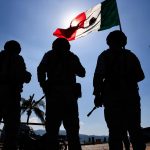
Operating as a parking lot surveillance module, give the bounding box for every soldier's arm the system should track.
[37,53,47,87]
[131,53,145,82]
[74,55,86,77]
[93,53,106,96]
[18,56,31,84]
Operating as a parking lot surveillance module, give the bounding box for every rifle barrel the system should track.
[87,106,97,117]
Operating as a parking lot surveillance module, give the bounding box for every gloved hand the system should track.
[94,95,103,107]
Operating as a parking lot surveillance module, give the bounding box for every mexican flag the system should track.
[53,0,120,41]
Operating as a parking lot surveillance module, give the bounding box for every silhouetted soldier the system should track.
[0,40,31,150]
[37,38,85,150]
[93,30,146,150]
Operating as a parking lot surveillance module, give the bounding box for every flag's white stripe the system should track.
[75,3,101,39]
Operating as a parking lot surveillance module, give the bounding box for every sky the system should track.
[0,0,150,136]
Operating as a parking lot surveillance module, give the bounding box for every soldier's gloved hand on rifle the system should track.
[94,95,103,107]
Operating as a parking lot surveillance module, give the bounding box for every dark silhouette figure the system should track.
[0,40,31,150]
[93,30,146,150]
[37,38,85,150]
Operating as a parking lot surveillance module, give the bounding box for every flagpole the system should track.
[114,0,126,50]
[114,0,122,31]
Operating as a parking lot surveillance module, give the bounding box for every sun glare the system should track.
[62,10,80,28]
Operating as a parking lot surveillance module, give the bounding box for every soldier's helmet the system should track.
[4,40,21,54]
[106,30,127,48]
[52,38,70,52]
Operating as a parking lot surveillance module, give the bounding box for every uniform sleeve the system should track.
[130,53,145,82]
[73,55,86,77]
[93,52,106,95]
[16,55,31,84]
[37,53,48,87]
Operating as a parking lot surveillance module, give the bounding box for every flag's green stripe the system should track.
[99,0,120,31]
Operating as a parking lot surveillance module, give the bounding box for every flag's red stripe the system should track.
[53,27,77,41]
[53,12,86,41]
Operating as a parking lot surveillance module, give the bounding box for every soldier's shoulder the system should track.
[100,49,111,55]
[124,49,137,57]
[98,49,110,58]
[68,51,79,59]
[0,50,4,59]
[0,50,6,55]
[15,55,25,63]
[42,50,54,58]
[124,49,134,53]
[18,55,23,59]
[44,50,53,56]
